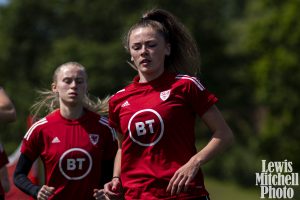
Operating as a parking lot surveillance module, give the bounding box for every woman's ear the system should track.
[131,56,134,61]
[51,83,57,92]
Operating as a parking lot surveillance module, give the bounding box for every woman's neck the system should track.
[138,68,164,83]
[60,104,84,120]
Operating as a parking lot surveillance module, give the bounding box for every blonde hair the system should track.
[31,62,109,119]
[124,8,200,76]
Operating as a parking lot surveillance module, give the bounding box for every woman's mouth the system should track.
[140,59,151,66]
[69,92,78,97]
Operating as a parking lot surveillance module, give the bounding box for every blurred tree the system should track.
[228,0,300,171]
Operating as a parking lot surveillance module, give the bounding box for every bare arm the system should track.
[112,133,122,177]
[193,105,234,166]
[0,87,16,122]
[167,105,234,195]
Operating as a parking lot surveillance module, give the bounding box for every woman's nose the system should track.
[141,45,149,55]
[70,80,77,88]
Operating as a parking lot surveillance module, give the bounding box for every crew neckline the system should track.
[52,109,90,124]
[132,71,172,88]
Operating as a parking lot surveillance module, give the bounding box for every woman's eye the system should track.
[76,79,84,84]
[148,43,156,48]
[132,45,141,50]
[63,78,72,84]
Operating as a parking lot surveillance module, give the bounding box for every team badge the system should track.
[89,134,99,145]
[160,89,171,101]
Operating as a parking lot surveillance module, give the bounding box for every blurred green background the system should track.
[0,0,299,199]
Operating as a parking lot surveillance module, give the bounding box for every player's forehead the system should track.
[57,64,86,80]
[129,27,163,44]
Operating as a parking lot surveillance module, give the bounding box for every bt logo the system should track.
[135,119,155,136]
[59,148,92,180]
[128,109,164,147]
[67,158,86,170]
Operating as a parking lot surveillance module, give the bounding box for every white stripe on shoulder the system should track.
[24,118,48,140]
[99,116,109,125]
[116,89,125,94]
[176,74,205,91]
[176,74,204,87]
[99,116,117,141]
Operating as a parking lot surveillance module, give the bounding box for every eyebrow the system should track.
[131,40,157,45]
[62,76,85,81]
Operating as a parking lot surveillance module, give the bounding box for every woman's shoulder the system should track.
[109,83,134,103]
[174,74,206,91]
[24,117,49,140]
[174,73,201,82]
[85,111,109,126]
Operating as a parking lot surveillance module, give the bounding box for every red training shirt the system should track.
[21,109,117,200]
[109,72,218,200]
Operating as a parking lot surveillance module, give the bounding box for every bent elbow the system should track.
[13,169,22,187]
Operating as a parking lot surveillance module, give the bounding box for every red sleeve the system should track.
[183,76,218,117]
[20,122,43,162]
[108,96,122,134]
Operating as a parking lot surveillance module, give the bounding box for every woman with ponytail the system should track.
[14,62,117,200]
[104,8,234,200]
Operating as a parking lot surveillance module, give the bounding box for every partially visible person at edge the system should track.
[0,143,10,200]
[103,8,234,200]
[13,62,118,200]
[0,86,16,123]
[0,84,16,200]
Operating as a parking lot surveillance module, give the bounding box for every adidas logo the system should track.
[52,137,60,143]
[121,101,130,107]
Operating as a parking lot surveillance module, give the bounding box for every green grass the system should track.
[205,177,260,200]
